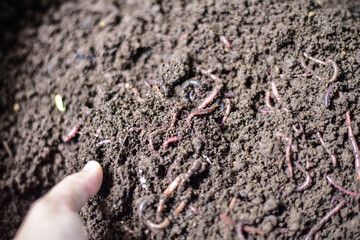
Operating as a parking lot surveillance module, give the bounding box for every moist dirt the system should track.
[1,0,360,239]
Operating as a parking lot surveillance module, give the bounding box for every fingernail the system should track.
[82,161,99,171]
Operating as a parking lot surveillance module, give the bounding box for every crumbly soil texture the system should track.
[1,0,360,239]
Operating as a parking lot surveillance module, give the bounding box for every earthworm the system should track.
[300,52,339,83]
[163,136,183,149]
[187,106,217,124]
[132,88,144,102]
[316,131,337,167]
[276,185,286,199]
[236,221,246,240]
[229,197,237,209]
[265,90,273,110]
[294,161,311,192]
[197,66,223,83]
[138,199,149,227]
[275,132,298,152]
[64,123,81,142]
[221,98,231,124]
[175,191,191,216]
[170,105,187,128]
[243,226,264,235]
[180,159,206,186]
[220,35,231,48]
[163,176,182,196]
[271,81,282,104]
[304,199,346,240]
[293,122,310,169]
[174,200,188,216]
[189,205,198,214]
[224,92,235,98]
[326,175,360,197]
[300,53,323,81]
[96,139,111,147]
[324,84,335,108]
[292,73,313,77]
[149,129,166,152]
[330,196,349,208]
[157,176,182,216]
[197,84,223,109]
[286,136,294,179]
[157,80,168,96]
[220,214,235,225]
[145,218,170,231]
[345,111,360,180]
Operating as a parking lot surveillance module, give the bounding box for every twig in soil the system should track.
[197,84,223,109]
[132,88,144,102]
[145,218,170,231]
[294,161,311,192]
[285,136,294,179]
[236,221,246,240]
[304,199,346,240]
[345,111,360,180]
[163,136,183,149]
[149,129,166,152]
[326,175,360,197]
[300,52,339,83]
[324,84,335,108]
[170,105,187,128]
[96,139,111,147]
[221,98,231,124]
[187,106,217,124]
[2,141,13,159]
[316,131,337,167]
[220,35,231,49]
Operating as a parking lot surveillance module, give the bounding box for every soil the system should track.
[1,0,360,239]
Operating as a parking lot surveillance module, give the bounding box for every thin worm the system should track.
[271,81,282,104]
[236,221,246,240]
[345,111,360,180]
[286,136,294,179]
[317,131,337,167]
[220,35,231,48]
[145,218,170,230]
[187,107,217,124]
[294,161,312,192]
[304,200,346,240]
[326,175,360,197]
[138,199,149,227]
[163,136,183,149]
[221,98,231,124]
[265,89,273,110]
[197,84,223,109]
[170,105,187,128]
[324,84,335,108]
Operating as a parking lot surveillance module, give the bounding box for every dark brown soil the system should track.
[1,0,360,239]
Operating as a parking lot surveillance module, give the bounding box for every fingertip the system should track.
[43,161,103,212]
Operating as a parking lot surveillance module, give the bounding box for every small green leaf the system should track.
[55,94,66,112]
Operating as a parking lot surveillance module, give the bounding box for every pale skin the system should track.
[15,161,103,240]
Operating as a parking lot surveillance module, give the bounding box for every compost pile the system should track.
[1,0,360,239]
